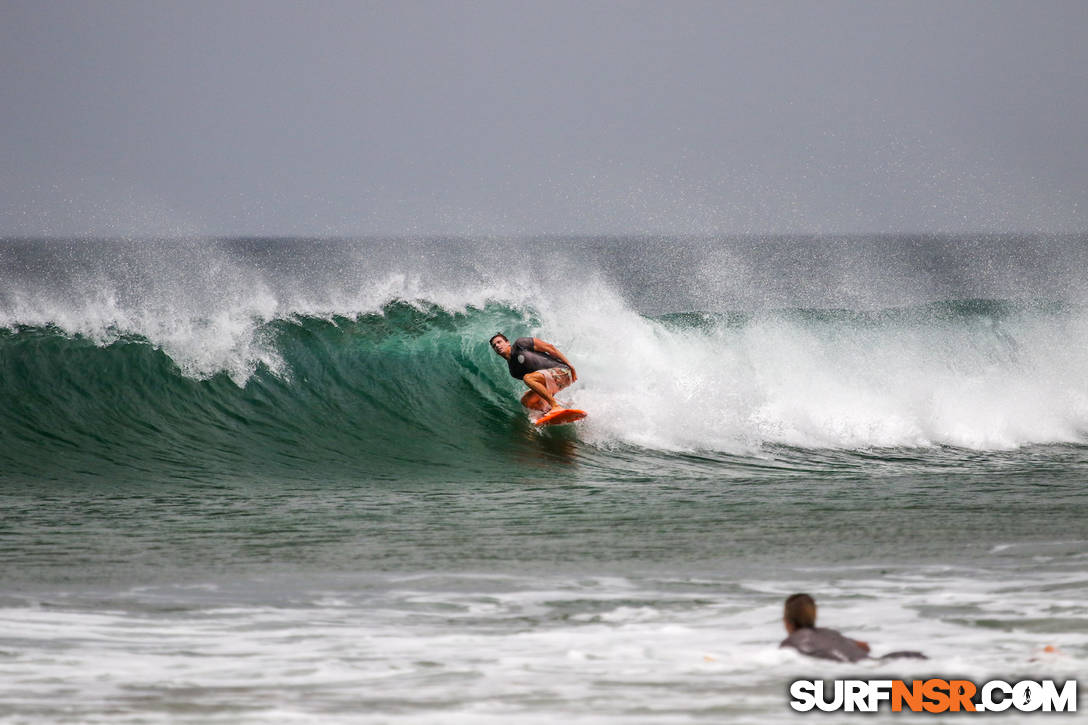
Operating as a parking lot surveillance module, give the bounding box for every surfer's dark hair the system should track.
[784,593,817,630]
[489,333,508,345]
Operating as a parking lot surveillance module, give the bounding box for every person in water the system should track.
[490,333,577,413]
[780,593,926,662]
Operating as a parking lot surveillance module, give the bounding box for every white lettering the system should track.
[789,680,817,712]
[868,680,893,711]
[794,678,1077,713]
[816,679,844,712]
[1014,681,1043,712]
[844,680,869,712]
[1041,680,1077,712]
[981,681,1012,712]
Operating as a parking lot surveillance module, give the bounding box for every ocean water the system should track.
[1,235,1086,723]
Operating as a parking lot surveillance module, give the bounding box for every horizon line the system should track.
[3,230,1087,243]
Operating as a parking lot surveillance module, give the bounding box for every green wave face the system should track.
[0,303,559,483]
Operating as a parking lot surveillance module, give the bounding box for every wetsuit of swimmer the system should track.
[780,593,926,663]
[489,333,577,413]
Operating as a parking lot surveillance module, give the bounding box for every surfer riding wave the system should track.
[489,334,577,413]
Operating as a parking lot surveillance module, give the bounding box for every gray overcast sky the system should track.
[2,0,1087,237]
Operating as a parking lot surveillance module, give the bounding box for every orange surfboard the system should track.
[533,407,588,427]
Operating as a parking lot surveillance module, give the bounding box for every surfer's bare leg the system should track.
[520,390,550,412]
[522,371,559,411]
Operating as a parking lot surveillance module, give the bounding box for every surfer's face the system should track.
[490,337,510,356]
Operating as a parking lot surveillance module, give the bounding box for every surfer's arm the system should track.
[532,339,577,381]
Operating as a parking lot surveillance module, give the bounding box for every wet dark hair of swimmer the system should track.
[784,593,817,631]
[489,333,508,346]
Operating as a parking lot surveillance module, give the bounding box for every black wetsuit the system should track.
[781,628,927,662]
[780,628,869,663]
[506,337,568,380]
